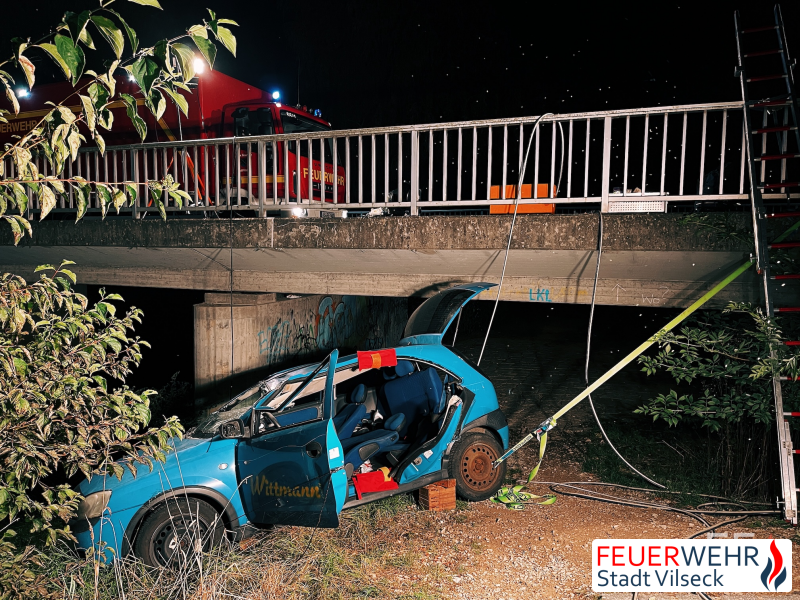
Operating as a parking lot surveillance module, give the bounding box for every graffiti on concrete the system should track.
[529,288,553,302]
[256,295,406,367]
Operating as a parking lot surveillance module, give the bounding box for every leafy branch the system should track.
[0,1,238,243]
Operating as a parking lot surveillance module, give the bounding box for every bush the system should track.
[0,262,182,598]
[636,302,800,497]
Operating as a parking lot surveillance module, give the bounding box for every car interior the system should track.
[254,360,464,481]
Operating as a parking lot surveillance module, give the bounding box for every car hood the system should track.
[78,435,216,497]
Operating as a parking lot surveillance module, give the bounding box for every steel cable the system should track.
[585,212,665,489]
[479,115,564,365]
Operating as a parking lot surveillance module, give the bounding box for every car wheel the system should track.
[133,497,225,568]
[448,431,506,501]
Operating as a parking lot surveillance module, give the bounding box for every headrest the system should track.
[396,360,414,377]
[382,360,415,380]
[384,413,406,432]
[350,384,366,404]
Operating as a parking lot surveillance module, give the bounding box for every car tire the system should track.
[448,431,506,501]
[133,497,225,568]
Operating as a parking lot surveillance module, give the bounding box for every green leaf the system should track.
[168,189,190,209]
[0,75,19,115]
[155,198,166,221]
[112,188,126,213]
[538,496,557,505]
[12,357,28,377]
[188,25,207,39]
[63,10,91,46]
[129,57,159,97]
[218,19,239,26]
[74,184,89,222]
[37,43,72,80]
[79,95,96,133]
[18,55,35,90]
[127,0,163,7]
[95,132,106,156]
[96,185,112,218]
[170,43,195,82]
[11,183,28,215]
[38,185,57,220]
[90,15,125,59]
[191,35,217,70]
[108,10,138,54]
[125,183,138,204]
[120,93,146,141]
[214,26,237,57]
[159,85,189,117]
[54,34,85,85]
[79,26,96,50]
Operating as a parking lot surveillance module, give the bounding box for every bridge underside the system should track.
[0,213,792,308]
[0,245,763,308]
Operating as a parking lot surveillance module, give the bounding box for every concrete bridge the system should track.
[0,212,786,309]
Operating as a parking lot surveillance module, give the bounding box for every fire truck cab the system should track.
[2,69,344,211]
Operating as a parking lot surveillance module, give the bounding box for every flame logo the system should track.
[760,540,787,591]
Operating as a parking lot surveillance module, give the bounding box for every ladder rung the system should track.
[744,49,784,57]
[772,275,800,280]
[793,450,800,454]
[741,25,779,33]
[784,341,800,346]
[756,154,800,162]
[769,241,800,249]
[775,307,800,312]
[761,182,800,190]
[747,74,789,82]
[753,126,797,135]
[764,211,800,218]
[751,99,792,107]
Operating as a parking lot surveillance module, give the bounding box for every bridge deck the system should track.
[0,213,787,308]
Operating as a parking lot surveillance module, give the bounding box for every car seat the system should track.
[379,368,444,439]
[340,413,406,477]
[382,360,415,380]
[333,384,368,440]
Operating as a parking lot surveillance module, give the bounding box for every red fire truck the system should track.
[1,69,344,207]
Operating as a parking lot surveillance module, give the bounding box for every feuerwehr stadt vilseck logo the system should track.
[761,540,788,591]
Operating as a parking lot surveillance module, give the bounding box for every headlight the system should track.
[76,490,112,520]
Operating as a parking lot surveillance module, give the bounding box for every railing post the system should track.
[258,140,266,218]
[600,116,612,212]
[410,130,419,215]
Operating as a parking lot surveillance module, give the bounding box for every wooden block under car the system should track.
[419,479,457,511]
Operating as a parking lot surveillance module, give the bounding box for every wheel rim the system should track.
[461,442,501,492]
[152,515,208,566]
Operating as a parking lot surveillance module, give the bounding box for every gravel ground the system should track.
[388,302,800,599]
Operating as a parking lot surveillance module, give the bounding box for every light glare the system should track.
[16,88,28,98]
[193,58,206,74]
[272,91,280,100]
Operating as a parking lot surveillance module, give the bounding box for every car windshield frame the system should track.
[191,385,266,437]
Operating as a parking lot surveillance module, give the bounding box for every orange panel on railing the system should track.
[489,183,555,200]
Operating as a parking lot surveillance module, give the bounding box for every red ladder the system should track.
[736,3,800,525]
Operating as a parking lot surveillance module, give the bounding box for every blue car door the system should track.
[236,351,347,527]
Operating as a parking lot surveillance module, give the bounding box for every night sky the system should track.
[5,1,799,130]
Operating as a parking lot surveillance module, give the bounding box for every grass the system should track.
[39,493,475,600]
[578,426,729,506]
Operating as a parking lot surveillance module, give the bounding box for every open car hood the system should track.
[399,283,497,346]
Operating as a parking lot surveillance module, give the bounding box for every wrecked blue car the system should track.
[74,284,509,566]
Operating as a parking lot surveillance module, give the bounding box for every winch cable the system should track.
[478,114,564,366]
[584,212,665,489]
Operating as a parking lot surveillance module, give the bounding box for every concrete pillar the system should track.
[194,293,407,399]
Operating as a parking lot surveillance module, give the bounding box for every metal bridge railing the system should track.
[10,100,799,217]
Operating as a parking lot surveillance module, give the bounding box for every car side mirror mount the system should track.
[219,418,248,439]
